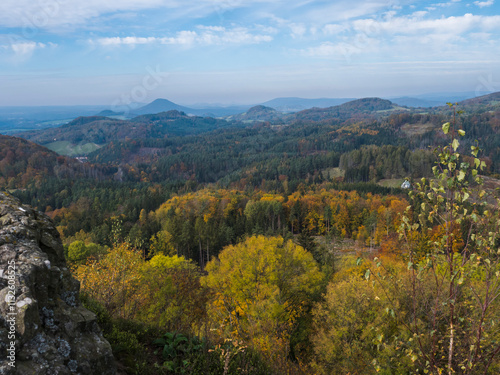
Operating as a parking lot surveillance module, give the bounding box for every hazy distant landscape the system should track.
[0,91,482,135]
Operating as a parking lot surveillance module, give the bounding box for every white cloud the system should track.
[411,11,428,17]
[299,11,500,63]
[197,25,225,32]
[254,24,279,34]
[352,13,500,36]
[0,40,51,60]
[11,41,43,55]
[0,0,163,29]
[469,32,492,39]
[92,27,272,47]
[170,31,198,45]
[0,0,282,30]
[301,38,380,59]
[96,36,158,46]
[474,0,494,7]
[431,1,462,7]
[301,42,347,57]
[300,1,400,23]
[289,23,307,38]
[323,24,348,35]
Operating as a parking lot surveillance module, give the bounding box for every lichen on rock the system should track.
[0,192,116,375]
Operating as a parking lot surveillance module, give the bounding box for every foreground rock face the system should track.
[0,192,116,375]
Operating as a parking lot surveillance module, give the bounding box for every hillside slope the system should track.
[0,135,111,188]
[15,111,240,155]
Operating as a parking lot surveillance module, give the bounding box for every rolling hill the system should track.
[14,97,416,156]
[131,98,250,117]
[389,97,443,108]
[289,97,404,123]
[14,111,241,156]
[260,97,355,112]
[458,91,500,107]
[227,105,284,122]
[0,135,110,188]
[131,99,194,116]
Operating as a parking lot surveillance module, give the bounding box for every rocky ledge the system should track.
[0,192,116,375]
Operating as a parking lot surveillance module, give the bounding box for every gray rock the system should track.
[0,192,116,375]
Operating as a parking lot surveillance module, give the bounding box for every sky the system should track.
[1,0,500,107]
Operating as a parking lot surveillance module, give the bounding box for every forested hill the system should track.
[0,135,113,189]
[5,93,500,207]
[10,94,500,191]
[289,97,403,122]
[14,110,240,155]
[13,97,405,157]
[228,105,283,122]
[11,97,425,157]
[458,91,500,110]
[131,98,194,115]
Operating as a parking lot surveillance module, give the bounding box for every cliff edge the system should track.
[0,192,116,375]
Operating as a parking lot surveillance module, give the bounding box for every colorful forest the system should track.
[60,134,500,373]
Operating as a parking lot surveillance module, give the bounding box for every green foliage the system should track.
[80,293,157,373]
[311,265,412,374]
[108,325,142,355]
[153,336,272,375]
[340,145,435,183]
[140,254,208,332]
[149,230,176,256]
[153,332,205,372]
[104,319,163,374]
[67,240,106,264]
[364,104,500,374]
[81,290,273,375]
[79,292,113,334]
[75,242,144,319]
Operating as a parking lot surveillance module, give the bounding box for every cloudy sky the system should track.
[1,0,500,106]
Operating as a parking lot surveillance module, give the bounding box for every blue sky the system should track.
[1,0,500,106]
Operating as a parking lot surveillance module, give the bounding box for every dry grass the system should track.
[401,122,435,136]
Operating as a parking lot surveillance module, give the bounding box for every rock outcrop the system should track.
[0,192,116,375]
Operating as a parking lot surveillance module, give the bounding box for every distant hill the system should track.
[96,109,124,117]
[228,105,284,122]
[414,92,478,104]
[338,98,395,112]
[0,135,108,188]
[131,109,189,122]
[132,99,194,116]
[291,97,401,122]
[18,117,134,145]
[61,116,111,128]
[261,97,355,112]
[0,105,110,135]
[458,91,500,107]
[133,97,376,118]
[13,96,439,158]
[131,98,251,117]
[15,111,241,156]
[390,97,443,108]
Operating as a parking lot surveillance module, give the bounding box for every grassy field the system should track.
[377,178,405,188]
[38,119,74,127]
[401,122,434,136]
[45,141,102,156]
